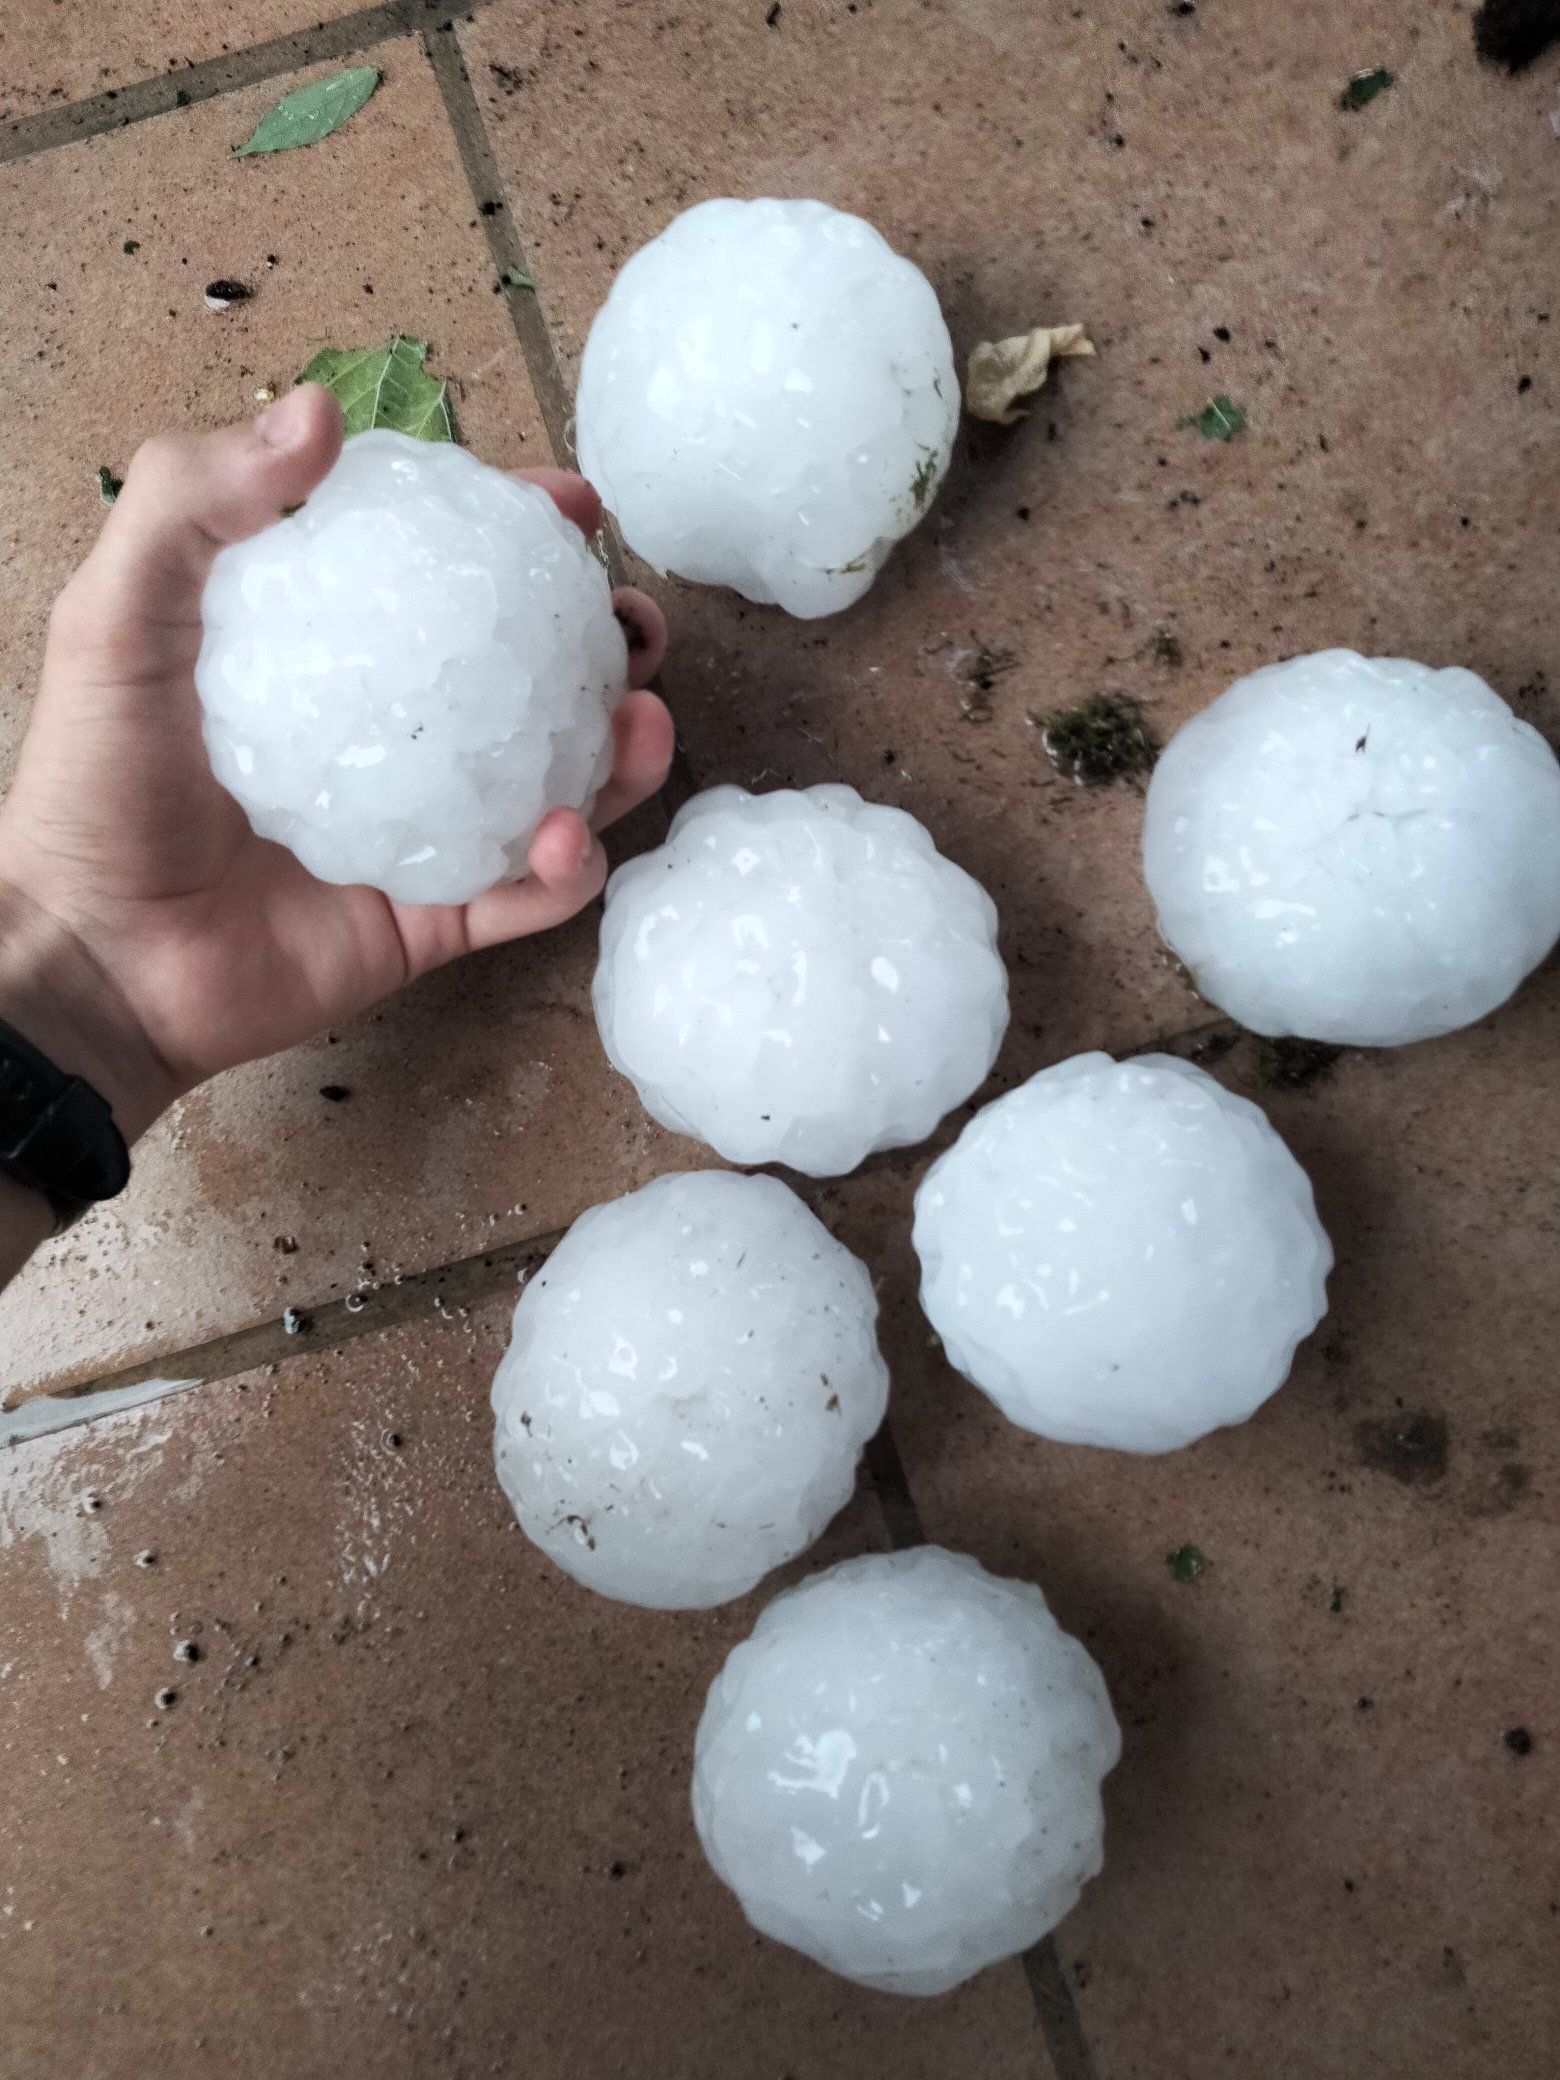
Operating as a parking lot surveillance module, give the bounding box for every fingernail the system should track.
[255,385,314,450]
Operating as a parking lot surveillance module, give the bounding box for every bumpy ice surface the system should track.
[1142,649,1560,1045]
[692,1546,1120,1995]
[196,429,627,904]
[490,1171,889,1608]
[914,1053,1331,1452]
[593,785,1009,1176]
[575,197,959,618]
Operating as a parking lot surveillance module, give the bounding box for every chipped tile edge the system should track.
[0,1373,204,1449]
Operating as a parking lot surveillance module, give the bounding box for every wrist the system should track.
[0,881,180,1148]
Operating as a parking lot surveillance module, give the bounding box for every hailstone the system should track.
[1142,649,1560,1046]
[195,429,628,905]
[692,1546,1120,1996]
[575,197,959,618]
[914,1052,1331,1452]
[592,784,1009,1177]
[490,1170,889,1608]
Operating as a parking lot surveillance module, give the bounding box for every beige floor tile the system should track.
[0,1300,1046,2078]
[464,0,1559,1073]
[831,965,1560,2079]
[0,43,683,1401]
[0,0,375,121]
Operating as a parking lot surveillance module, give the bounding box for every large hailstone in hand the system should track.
[593,785,1009,1176]
[490,1170,888,1608]
[692,1546,1120,1995]
[195,429,628,905]
[914,1053,1331,1452]
[1142,649,1560,1046]
[575,197,959,618]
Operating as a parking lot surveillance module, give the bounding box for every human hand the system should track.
[0,384,673,1146]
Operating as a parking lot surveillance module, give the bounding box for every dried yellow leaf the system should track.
[965,325,1095,425]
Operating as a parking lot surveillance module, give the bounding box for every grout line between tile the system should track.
[421,24,704,816]
[862,1427,1095,2079]
[0,0,500,167]
[5,1224,562,1437]
[420,22,576,465]
[862,1419,928,1551]
[10,1003,1243,1435]
[1022,1943,1103,2080]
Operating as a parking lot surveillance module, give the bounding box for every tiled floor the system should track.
[1,2,1556,2073]
[824,970,1560,2077]
[0,1311,1040,2080]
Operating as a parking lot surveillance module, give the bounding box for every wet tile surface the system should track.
[834,965,1560,2079]
[1,0,1557,2071]
[0,1302,1046,2078]
[466,0,1560,1081]
[0,43,677,1399]
[0,0,371,121]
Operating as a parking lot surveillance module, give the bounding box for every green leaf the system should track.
[1340,66,1394,111]
[502,266,536,290]
[296,335,454,442]
[97,465,123,506]
[233,67,380,156]
[1177,393,1247,441]
[1167,1543,1207,1583]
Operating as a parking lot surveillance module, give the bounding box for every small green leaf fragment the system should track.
[1340,66,1395,110]
[1168,1543,1207,1583]
[122,238,140,254]
[296,335,454,442]
[233,66,380,156]
[1177,393,1247,441]
[97,466,123,506]
[909,448,940,510]
[502,266,536,290]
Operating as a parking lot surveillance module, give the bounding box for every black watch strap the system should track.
[0,1017,131,1230]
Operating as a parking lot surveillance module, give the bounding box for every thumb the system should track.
[60,385,344,674]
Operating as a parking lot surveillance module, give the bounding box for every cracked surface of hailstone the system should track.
[592,784,1010,1177]
[490,1171,889,1608]
[1142,649,1560,1045]
[575,197,959,618]
[195,429,628,905]
[914,1052,1332,1452]
[692,1546,1120,1995]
